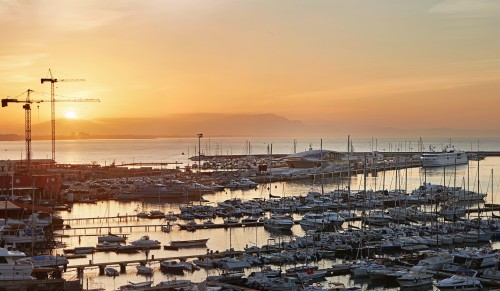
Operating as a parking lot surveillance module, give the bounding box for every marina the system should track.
[2,138,500,291]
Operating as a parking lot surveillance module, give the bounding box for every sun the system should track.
[65,111,77,119]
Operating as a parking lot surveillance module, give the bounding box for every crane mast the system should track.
[2,90,99,170]
[41,69,85,164]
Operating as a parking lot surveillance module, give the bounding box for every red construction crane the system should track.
[2,89,99,169]
[41,69,85,163]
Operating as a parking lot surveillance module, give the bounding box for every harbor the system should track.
[2,138,500,291]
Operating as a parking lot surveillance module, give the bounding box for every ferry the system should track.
[420,145,468,167]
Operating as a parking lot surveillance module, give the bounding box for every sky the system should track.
[1,0,500,135]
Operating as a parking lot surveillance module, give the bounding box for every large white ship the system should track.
[420,145,468,167]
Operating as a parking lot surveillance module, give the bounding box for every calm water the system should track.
[3,137,500,290]
[1,137,499,166]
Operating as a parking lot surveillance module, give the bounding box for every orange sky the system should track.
[1,0,500,135]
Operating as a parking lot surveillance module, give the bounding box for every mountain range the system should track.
[1,113,499,140]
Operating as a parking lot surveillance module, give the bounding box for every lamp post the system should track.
[197,133,203,172]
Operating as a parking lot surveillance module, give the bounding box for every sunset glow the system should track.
[1,0,500,137]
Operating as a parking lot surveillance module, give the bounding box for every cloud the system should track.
[429,0,500,18]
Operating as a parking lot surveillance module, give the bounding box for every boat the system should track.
[97,233,127,243]
[155,279,191,288]
[263,214,294,230]
[105,267,119,277]
[169,238,209,248]
[17,255,69,267]
[161,222,172,233]
[442,248,497,273]
[120,281,153,290]
[0,247,34,281]
[130,235,161,248]
[136,264,153,275]
[238,178,258,188]
[434,270,482,291]
[0,225,45,244]
[396,266,433,287]
[160,260,194,273]
[96,241,122,251]
[421,145,468,167]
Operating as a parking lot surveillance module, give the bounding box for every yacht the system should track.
[0,247,34,281]
[97,233,127,243]
[17,255,69,267]
[263,214,294,230]
[130,235,161,248]
[396,266,433,287]
[0,225,45,244]
[434,270,482,291]
[421,145,468,167]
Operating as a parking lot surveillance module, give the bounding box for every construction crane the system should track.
[2,89,99,169]
[41,69,85,163]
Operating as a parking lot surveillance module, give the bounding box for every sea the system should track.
[2,137,500,290]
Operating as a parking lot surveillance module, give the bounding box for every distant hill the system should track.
[0,113,496,140]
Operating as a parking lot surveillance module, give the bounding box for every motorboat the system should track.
[105,267,120,277]
[434,270,482,291]
[0,225,45,244]
[97,233,127,243]
[120,281,153,290]
[136,264,153,275]
[421,145,468,167]
[155,279,191,288]
[0,247,34,281]
[442,248,497,273]
[263,214,294,230]
[17,255,69,267]
[416,252,453,271]
[96,241,122,251]
[130,235,161,248]
[160,260,193,273]
[396,266,433,287]
[169,238,209,248]
[238,178,258,188]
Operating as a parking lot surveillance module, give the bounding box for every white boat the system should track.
[0,225,45,244]
[396,266,433,287]
[17,255,69,267]
[442,248,497,273]
[416,252,453,271]
[481,261,500,280]
[120,281,153,290]
[97,233,127,243]
[238,178,258,188]
[434,270,482,291]
[130,235,161,248]
[421,145,468,167]
[105,267,120,277]
[0,247,34,281]
[263,214,294,230]
[136,264,153,275]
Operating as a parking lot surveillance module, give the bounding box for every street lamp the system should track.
[197,133,203,172]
